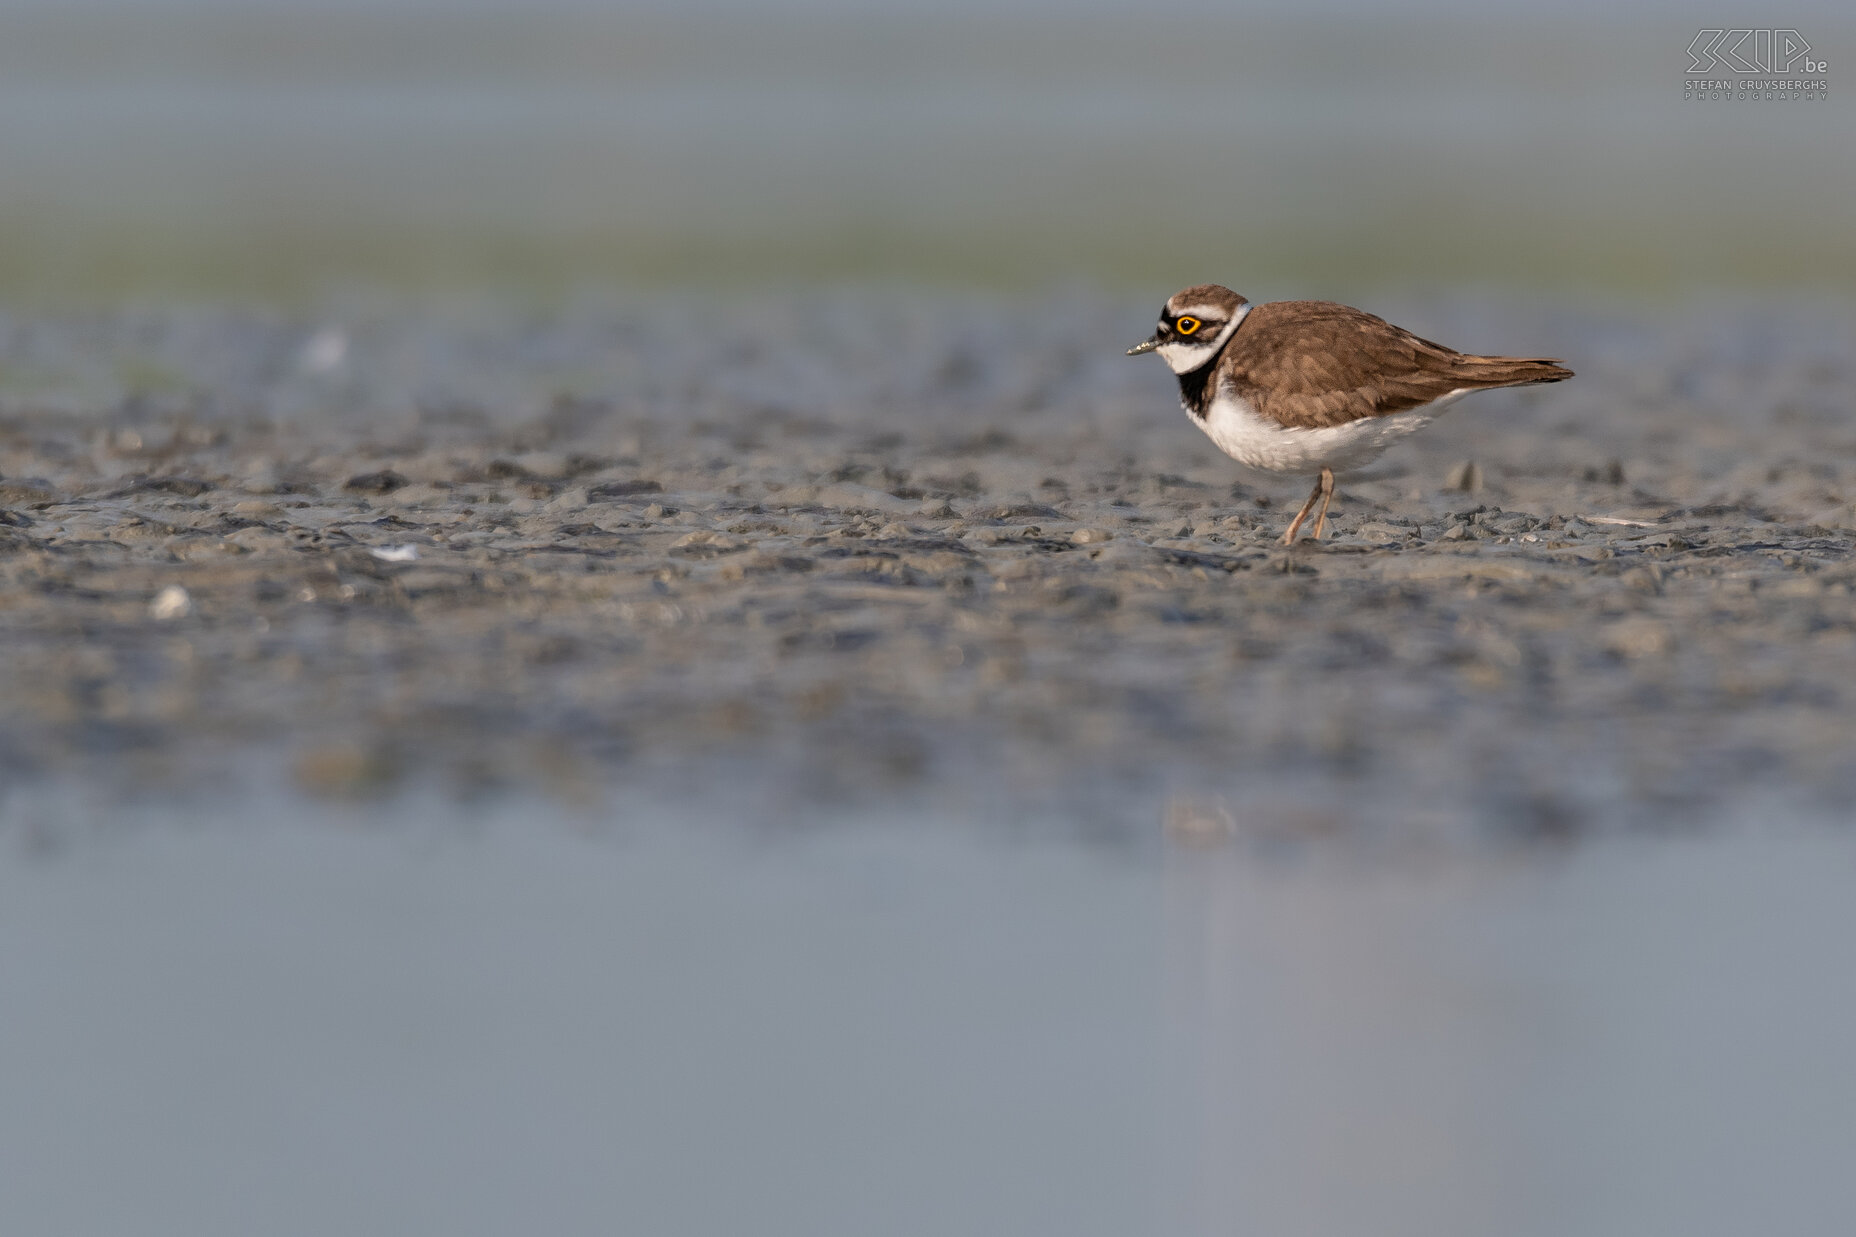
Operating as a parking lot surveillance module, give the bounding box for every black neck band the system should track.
[1175,355,1217,419]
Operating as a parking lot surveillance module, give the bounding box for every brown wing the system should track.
[1219,301,1572,429]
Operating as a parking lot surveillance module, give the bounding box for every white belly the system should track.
[1192,389,1470,476]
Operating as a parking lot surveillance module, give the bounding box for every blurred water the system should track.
[1,9,1850,298]
[4,804,1855,1236]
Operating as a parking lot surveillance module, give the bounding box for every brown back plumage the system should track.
[1218,300,1572,429]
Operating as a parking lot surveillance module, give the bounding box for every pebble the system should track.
[149,585,193,620]
[1445,460,1484,492]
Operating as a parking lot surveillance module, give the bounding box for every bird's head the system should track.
[1126,284,1251,373]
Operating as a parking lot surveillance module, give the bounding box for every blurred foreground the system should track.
[6,802,1856,1237]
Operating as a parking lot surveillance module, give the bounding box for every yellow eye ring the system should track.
[1175,316,1201,335]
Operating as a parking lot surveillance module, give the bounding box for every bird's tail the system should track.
[1454,355,1574,388]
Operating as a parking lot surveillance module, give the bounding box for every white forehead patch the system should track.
[1169,304,1224,321]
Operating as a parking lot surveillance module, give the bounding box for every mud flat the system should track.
[0,292,1852,836]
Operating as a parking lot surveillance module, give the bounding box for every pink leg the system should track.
[1310,468,1336,540]
[1280,474,1325,545]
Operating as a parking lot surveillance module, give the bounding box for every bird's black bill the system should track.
[1126,336,1160,356]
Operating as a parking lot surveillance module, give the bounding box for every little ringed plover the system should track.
[1127,285,1572,544]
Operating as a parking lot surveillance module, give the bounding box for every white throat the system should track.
[1158,303,1251,375]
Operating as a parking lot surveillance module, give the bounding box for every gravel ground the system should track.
[1,291,1853,836]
